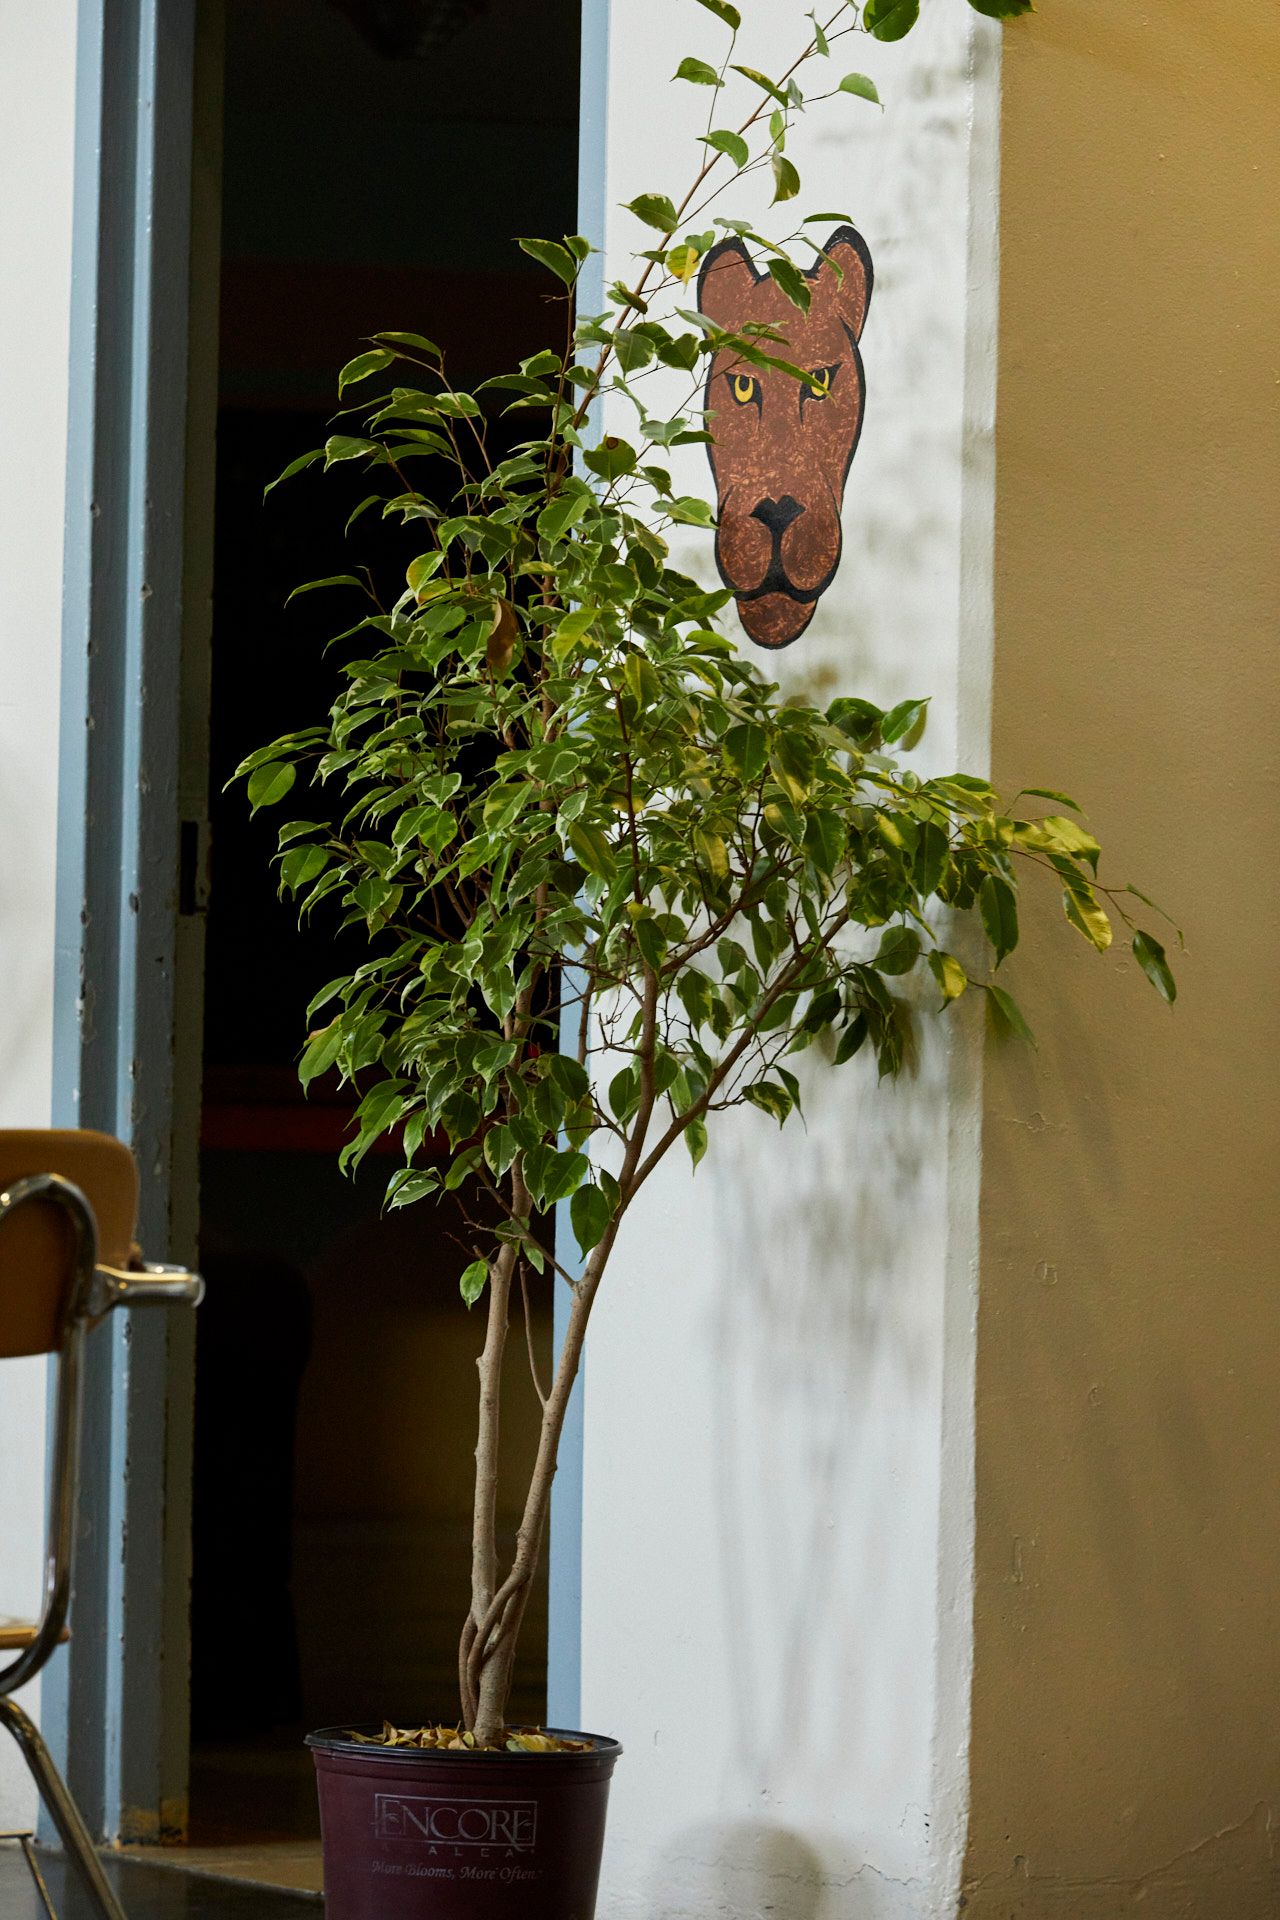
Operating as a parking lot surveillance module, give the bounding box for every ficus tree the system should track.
[236,0,1173,1750]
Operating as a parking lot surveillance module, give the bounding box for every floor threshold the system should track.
[0,1840,321,1917]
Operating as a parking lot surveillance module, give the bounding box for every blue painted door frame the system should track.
[46,0,197,1844]
[548,0,611,1733]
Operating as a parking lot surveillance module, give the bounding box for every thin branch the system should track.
[519,1258,550,1410]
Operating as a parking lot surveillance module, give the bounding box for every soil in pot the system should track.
[307,1725,622,1920]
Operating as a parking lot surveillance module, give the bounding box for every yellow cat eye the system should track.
[728,372,761,407]
[806,365,836,400]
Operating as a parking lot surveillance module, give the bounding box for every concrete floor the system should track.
[0,1842,320,1917]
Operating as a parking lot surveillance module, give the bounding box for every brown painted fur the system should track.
[698,225,873,649]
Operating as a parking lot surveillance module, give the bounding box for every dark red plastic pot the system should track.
[307,1726,622,1920]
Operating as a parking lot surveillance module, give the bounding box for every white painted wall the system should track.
[0,0,78,1830]
[579,6,1000,1915]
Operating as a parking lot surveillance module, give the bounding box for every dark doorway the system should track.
[189,0,578,1863]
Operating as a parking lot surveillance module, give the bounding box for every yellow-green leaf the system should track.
[666,244,701,285]
[1061,871,1112,952]
[694,826,730,880]
[928,950,968,1003]
[551,606,597,661]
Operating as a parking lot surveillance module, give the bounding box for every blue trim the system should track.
[45,0,196,1846]
[547,0,611,1733]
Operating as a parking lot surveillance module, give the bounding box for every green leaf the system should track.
[623,650,661,711]
[864,0,921,39]
[370,330,442,360]
[967,0,1033,17]
[732,64,787,105]
[876,925,921,976]
[834,1013,869,1065]
[771,154,801,204]
[1014,814,1101,869]
[624,193,679,233]
[459,1259,489,1308]
[279,844,328,895]
[386,1170,440,1211]
[914,821,949,897]
[406,551,443,599]
[248,761,296,814]
[338,348,394,393]
[701,128,750,169]
[630,910,668,973]
[768,258,810,313]
[928,950,968,1004]
[666,494,716,526]
[285,573,369,606]
[539,490,590,540]
[583,436,637,481]
[542,1150,590,1206]
[770,731,813,803]
[1018,786,1081,814]
[723,721,768,784]
[987,984,1036,1046]
[838,72,881,105]
[803,809,845,876]
[979,874,1019,966]
[550,605,597,659]
[684,1115,709,1170]
[570,1182,613,1256]
[518,237,579,286]
[299,1020,343,1091]
[323,434,379,466]
[263,447,323,497]
[694,0,740,25]
[881,696,929,745]
[568,820,616,878]
[1133,931,1176,1005]
[675,55,722,85]
[694,826,730,881]
[608,1066,639,1124]
[744,1081,792,1126]
[483,1125,518,1177]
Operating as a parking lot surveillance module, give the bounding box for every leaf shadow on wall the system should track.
[715,1051,937,1762]
[642,1035,942,1918]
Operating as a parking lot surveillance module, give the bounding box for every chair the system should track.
[0,1130,204,1920]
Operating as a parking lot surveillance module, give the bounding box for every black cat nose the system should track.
[751,495,804,539]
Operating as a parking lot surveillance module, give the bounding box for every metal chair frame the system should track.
[0,1170,203,1920]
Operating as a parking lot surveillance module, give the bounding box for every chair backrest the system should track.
[0,1130,138,1358]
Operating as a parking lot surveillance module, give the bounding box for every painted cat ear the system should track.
[697,238,759,330]
[817,225,873,342]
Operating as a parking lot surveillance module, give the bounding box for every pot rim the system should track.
[306,1724,622,1765]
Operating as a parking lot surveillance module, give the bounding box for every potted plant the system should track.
[235,3,1175,1913]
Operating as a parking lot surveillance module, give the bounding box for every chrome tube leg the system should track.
[19,1834,60,1919]
[0,1699,128,1920]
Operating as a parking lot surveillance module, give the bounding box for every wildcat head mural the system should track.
[697,225,873,649]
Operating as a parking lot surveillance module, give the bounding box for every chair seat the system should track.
[0,1618,70,1652]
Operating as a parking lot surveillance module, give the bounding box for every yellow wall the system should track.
[964,4,1280,1914]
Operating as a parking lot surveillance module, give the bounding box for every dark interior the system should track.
[190,0,578,1845]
